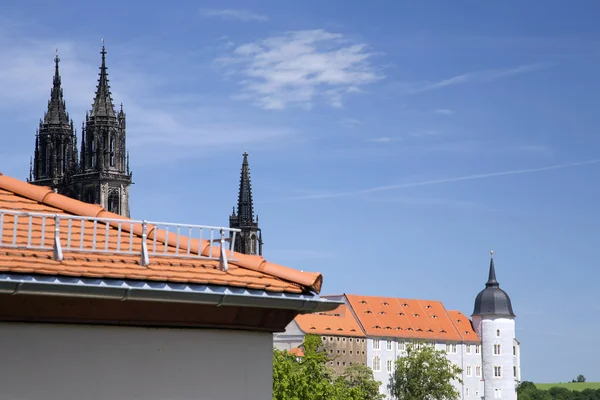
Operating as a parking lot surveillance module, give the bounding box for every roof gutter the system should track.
[0,274,341,314]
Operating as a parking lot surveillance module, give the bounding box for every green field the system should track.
[535,382,600,391]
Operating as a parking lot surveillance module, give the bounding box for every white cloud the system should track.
[434,108,454,115]
[409,63,554,94]
[263,158,600,202]
[338,118,361,128]
[217,29,383,110]
[370,137,396,143]
[200,9,269,22]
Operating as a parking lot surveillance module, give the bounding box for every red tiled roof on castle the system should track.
[295,304,366,337]
[345,294,480,342]
[0,173,322,294]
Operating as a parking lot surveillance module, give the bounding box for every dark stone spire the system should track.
[44,50,71,126]
[30,50,77,185]
[90,41,116,118]
[229,152,262,255]
[237,152,254,226]
[472,251,516,318]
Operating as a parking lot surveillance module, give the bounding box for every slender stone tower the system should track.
[229,152,262,255]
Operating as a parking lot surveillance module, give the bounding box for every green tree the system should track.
[387,342,462,400]
[576,375,586,383]
[273,334,382,400]
[338,363,385,400]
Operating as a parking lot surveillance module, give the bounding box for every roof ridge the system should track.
[0,173,322,293]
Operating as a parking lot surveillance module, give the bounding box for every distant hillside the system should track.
[535,382,600,391]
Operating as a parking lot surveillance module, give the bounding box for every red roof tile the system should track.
[345,294,480,342]
[0,174,323,294]
[295,304,365,337]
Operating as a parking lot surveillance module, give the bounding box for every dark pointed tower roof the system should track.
[44,50,71,126]
[236,152,255,226]
[90,40,116,118]
[472,251,516,318]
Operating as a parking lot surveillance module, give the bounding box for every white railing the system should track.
[0,209,240,271]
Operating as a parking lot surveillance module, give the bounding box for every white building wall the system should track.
[473,316,517,400]
[273,320,305,351]
[368,338,484,400]
[0,322,273,400]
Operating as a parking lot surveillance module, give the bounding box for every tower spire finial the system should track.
[486,250,498,287]
[90,39,115,118]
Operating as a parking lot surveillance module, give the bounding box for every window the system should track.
[476,390,479,398]
[109,136,115,167]
[496,329,500,337]
[322,336,326,341]
[513,346,516,356]
[343,338,346,342]
[494,344,502,355]
[514,366,517,378]
[372,355,381,371]
[386,359,393,372]
[387,340,392,350]
[446,344,451,353]
[494,366,502,378]
[475,345,481,354]
[476,366,481,377]
[373,340,380,350]
[466,387,469,397]
[90,139,95,168]
[451,344,457,353]
[398,341,405,351]
[494,388,502,398]
[466,365,472,377]
[466,344,471,354]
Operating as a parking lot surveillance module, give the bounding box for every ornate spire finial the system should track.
[486,251,499,287]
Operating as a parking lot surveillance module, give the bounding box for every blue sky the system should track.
[1,0,599,383]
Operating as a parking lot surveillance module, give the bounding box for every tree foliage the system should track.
[387,342,463,400]
[273,334,384,400]
[517,381,600,400]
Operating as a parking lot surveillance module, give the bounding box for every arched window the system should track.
[108,192,120,214]
[496,329,500,337]
[250,234,257,254]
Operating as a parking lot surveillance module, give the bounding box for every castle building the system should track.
[273,303,367,375]
[29,44,132,217]
[273,253,521,400]
[229,152,262,255]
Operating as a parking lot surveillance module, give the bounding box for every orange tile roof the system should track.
[0,173,322,294]
[287,347,304,357]
[345,294,480,343]
[446,310,479,342]
[295,304,366,337]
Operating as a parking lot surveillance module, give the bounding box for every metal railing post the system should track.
[53,214,63,261]
[219,228,228,272]
[140,220,149,266]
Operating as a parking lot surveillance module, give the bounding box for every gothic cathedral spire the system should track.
[30,50,78,188]
[229,152,262,255]
[30,43,133,217]
[77,41,132,216]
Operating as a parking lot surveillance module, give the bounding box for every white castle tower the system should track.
[472,252,518,400]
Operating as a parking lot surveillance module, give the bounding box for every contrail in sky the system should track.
[262,158,600,203]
